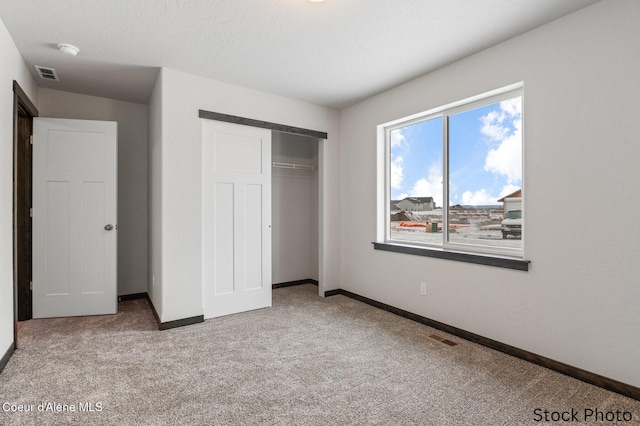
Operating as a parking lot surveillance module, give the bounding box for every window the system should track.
[378,84,525,263]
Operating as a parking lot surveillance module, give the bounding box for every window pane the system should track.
[447,96,522,250]
[389,116,443,245]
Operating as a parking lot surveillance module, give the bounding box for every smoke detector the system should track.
[57,43,79,56]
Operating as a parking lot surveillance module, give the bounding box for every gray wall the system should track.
[37,88,149,296]
[0,16,38,357]
[147,70,163,316]
[338,0,640,388]
[149,68,340,322]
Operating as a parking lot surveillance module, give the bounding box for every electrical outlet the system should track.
[420,282,427,296]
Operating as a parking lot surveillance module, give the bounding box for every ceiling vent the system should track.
[34,65,60,81]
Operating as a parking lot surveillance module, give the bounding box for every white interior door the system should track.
[32,118,117,318]
[202,120,271,319]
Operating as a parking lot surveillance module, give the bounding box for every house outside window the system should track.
[378,84,524,260]
[395,197,436,212]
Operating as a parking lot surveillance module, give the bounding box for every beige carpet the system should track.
[1,284,638,425]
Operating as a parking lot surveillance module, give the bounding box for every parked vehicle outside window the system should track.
[501,210,522,239]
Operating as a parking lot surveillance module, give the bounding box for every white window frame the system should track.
[377,83,525,261]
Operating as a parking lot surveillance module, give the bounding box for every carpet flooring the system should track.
[1,284,639,425]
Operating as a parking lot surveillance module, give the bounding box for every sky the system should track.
[390,96,522,207]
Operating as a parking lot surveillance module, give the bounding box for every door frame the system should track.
[12,81,38,348]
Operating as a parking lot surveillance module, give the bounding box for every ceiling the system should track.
[0,0,599,109]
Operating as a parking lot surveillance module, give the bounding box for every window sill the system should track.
[372,242,530,271]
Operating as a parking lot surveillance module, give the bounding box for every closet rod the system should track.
[272,162,315,171]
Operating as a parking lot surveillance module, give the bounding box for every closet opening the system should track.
[271,131,320,290]
[199,109,328,306]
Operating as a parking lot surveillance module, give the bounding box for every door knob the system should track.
[104,224,114,231]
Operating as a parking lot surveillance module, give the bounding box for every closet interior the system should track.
[271,132,319,286]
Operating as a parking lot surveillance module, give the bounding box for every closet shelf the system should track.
[272,162,315,171]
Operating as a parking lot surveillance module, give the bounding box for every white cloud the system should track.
[408,164,443,207]
[461,188,496,206]
[390,155,404,189]
[484,128,522,183]
[500,97,522,117]
[499,184,521,198]
[481,97,522,184]
[390,129,405,148]
[461,185,520,206]
[481,110,508,140]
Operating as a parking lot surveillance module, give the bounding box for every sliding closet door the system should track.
[202,120,272,318]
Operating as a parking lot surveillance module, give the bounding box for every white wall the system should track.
[272,132,319,284]
[339,0,640,388]
[147,70,163,317]
[153,68,340,322]
[37,88,149,296]
[0,18,37,356]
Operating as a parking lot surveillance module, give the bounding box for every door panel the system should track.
[202,120,271,319]
[244,184,263,291]
[82,182,106,294]
[47,130,105,171]
[214,132,263,173]
[46,181,70,295]
[33,118,117,318]
[214,182,235,295]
